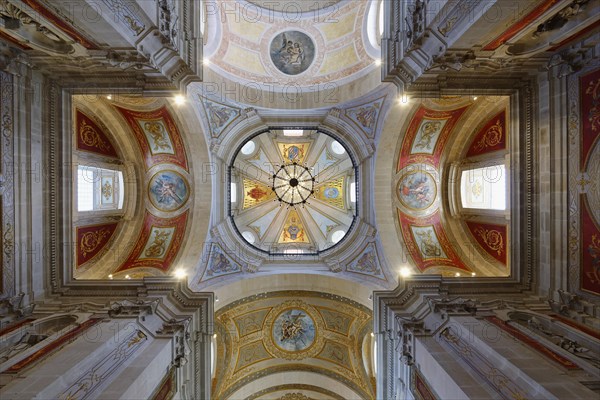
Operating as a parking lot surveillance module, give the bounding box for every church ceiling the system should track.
[73,96,199,280]
[213,291,375,400]
[382,96,512,277]
[204,0,378,90]
[230,130,356,255]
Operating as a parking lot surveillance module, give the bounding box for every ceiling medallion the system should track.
[272,163,315,207]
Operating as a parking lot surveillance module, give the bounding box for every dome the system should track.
[230,129,357,255]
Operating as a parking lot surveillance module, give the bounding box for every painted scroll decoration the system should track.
[466,110,506,157]
[76,223,119,267]
[76,110,118,158]
[466,221,508,265]
[114,106,188,171]
[117,211,188,273]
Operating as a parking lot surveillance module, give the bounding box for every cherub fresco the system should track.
[270,31,315,75]
[398,172,435,210]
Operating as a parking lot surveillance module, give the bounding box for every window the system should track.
[240,140,255,155]
[331,140,346,155]
[331,230,346,244]
[230,183,237,203]
[460,164,507,210]
[77,165,124,212]
[283,129,303,137]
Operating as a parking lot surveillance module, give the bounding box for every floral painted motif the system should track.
[76,110,118,157]
[76,223,118,267]
[466,110,506,157]
[474,228,505,256]
[466,222,508,265]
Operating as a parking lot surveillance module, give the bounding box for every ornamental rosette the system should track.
[475,228,504,255]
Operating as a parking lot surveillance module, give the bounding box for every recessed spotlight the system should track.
[174,269,187,279]
[455,272,461,277]
[108,274,113,279]
[213,333,217,339]
[370,332,375,337]
[375,58,382,66]
[174,95,185,105]
[400,267,412,278]
[398,94,409,105]
[472,96,478,101]
[125,275,131,280]
[471,272,476,277]
[106,94,112,100]
[203,57,210,65]
[215,296,219,302]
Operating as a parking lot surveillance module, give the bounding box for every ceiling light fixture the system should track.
[398,93,409,105]
[174,269,187,279]
[272,163,315,207]
[174,95,186,105]
[400,267,412,278]
[106,94,112,100]
[375,58,382,66]
[283,129,303,136]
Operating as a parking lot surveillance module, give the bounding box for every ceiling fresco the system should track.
[388,97,512,277]
[230,130,356,255]
[204,0,379,90]
[73,97,197,279]
[212,291,375,400]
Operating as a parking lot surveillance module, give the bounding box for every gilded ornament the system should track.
[127,330,147,347]
[3,223,13,261]
[474,120,503,151]
[144,230,171,258]
[277,394,318,400]
[80,228,111,258]
[143,121,171,151]
[101,181,112,200]
[474,228,504,255]
[585,77,599,131]
[79,120,110,151]
[472,180,483,197]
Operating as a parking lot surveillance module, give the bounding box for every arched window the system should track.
[460,163,507,211]
[76,165,124,212]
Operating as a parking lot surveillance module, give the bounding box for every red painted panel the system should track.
[546,313,600,340]
[20,0,99,49]
[0,318,35,337]
[114,106,189,172]
[398,210,471,273]
[548,19,600,51]
[397,105,469,171]
[466,110,506,157]
[485,316,579,370]
[5,318,102,373]
[413,368,438,400]
[482,0,562,51]
[76,110,119,158]
[152,367,176,400]
[581,196,600,295]
[466,221,508,265]
[117,211,188,273]
[580,68,600,169]
[76,223,119,267]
